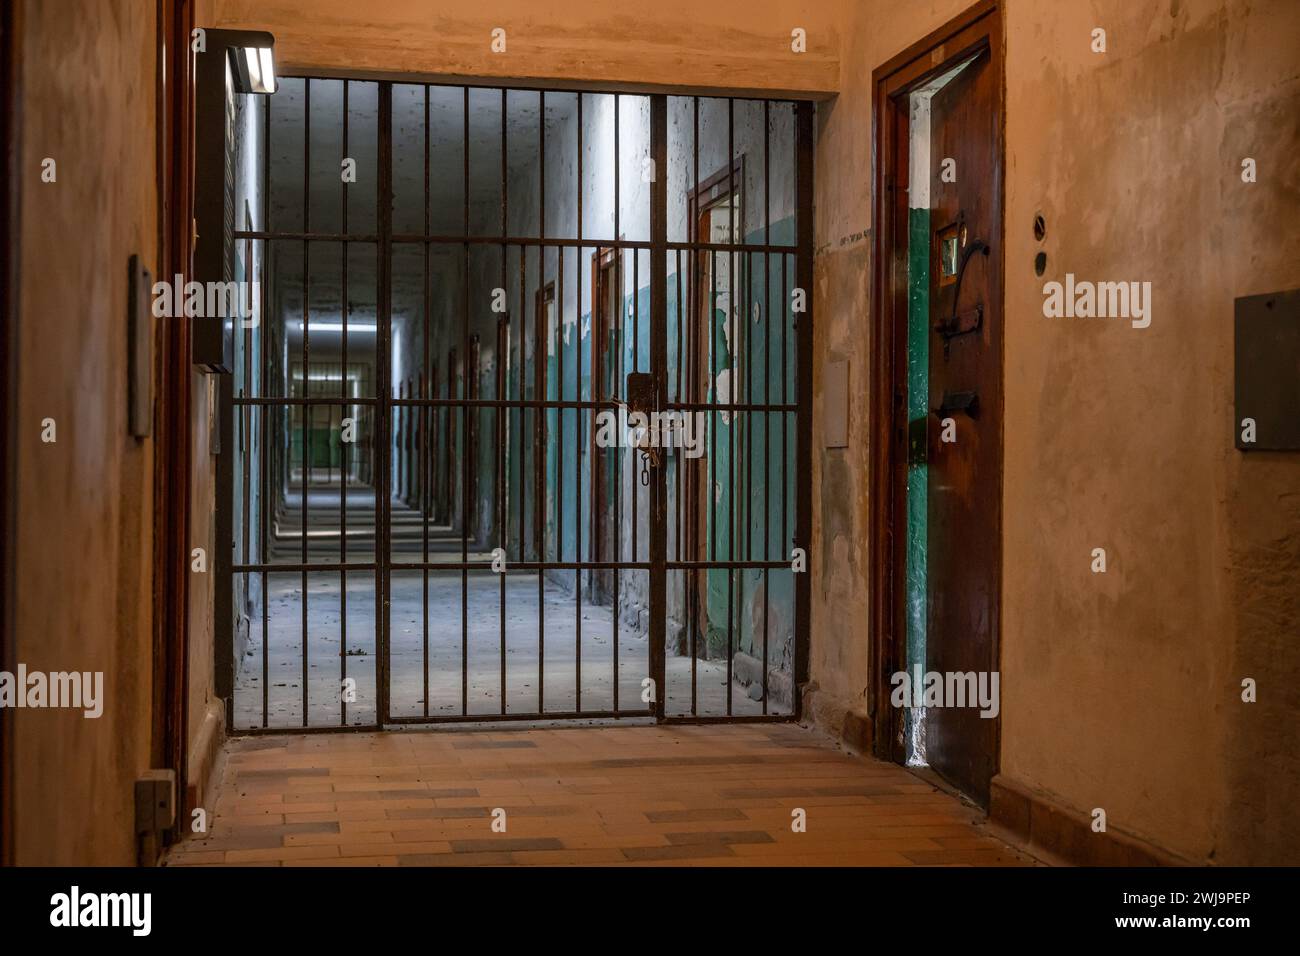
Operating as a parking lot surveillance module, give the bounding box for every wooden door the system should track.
[924,44,1002,805]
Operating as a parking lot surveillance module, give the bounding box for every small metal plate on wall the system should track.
[1235,289,1300,451]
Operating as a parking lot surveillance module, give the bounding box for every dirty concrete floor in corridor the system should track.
[167,722,1039,866]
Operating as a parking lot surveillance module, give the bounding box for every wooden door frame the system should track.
[0,2,197,859]
[0,0,20,868]
[868,0,1005,765]
[150,0,197,844]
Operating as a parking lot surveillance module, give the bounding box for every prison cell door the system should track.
[925,45,1003,805]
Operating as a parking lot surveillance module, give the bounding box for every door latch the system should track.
[934,236,990,358]
[625,371,660,485]
[931,390,980,418]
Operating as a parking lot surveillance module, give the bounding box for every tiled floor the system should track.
[167,722,1038,867]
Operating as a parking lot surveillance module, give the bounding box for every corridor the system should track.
[167,723,1034,866]
[4,0,1297,891]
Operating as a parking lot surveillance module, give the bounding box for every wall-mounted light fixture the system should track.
[197,30,279,718]
[230,43,277,95]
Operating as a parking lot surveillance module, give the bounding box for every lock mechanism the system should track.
[625,372,661,486]
[933,211,990,358]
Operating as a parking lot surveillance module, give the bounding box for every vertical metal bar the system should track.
[340,80,351,726]
[709,246,717,573]
[557,258,564,565]
[498,87,507,239]
[461,85,471,717]
[261,405,269,728]
[577,94,583,242]
[576,96,585,707]
[725,97,734,717]
[500,89,509,716]
[535,274,545,709]
[673,246,683,713]
[576,95,585,696]
[613,94,620,244]
[794,101,814,716]
[762,101,771,714]
[301,78,311,727]
[744,248,752,559]
[420,85,430,717]
[674,248,682,567]
[574,237,583,713]
[241,231,251,576]
[515,243,526,714]
[377,81,394,726]
[612,94,620,713]
[497,315,507,716]
[539,90,546,239]
[781,256,788,552]
[649,94,667,720]
[518,264,527,559]
[555,250,564,707]
[536,90,547,714]
[631,248,638,564]
[260,93,270,729]
[691,96,699,717]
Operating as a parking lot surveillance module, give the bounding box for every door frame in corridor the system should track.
[868,0,1005,802]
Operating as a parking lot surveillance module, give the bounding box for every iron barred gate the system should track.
[221,78,812,730]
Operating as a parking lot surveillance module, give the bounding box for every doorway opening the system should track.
[218,80,813,731]
[870,0,1005,807]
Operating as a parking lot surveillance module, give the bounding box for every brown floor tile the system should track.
[171,724,1036,868]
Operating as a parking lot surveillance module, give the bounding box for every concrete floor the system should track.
[167,723,1039,867]
[234,488,779,727]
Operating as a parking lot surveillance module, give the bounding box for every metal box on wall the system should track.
[1235,289,1300,451]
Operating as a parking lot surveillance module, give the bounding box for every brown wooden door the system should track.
[925,46,1002,806]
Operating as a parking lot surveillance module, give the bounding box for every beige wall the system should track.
[87,0,1294,866]
[197,0,842,96]
[12,0,160,865]
[813,0,1300,864]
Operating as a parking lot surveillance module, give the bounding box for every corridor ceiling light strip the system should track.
[298,322,377,333]
[304,372,362,381]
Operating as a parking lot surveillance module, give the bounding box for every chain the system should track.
[638,446,661,486]
[614,398,662,486]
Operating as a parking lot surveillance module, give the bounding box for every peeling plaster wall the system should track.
[12,0,160,865]
[815,0,1300,863]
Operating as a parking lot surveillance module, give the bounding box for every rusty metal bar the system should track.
[301,78,311,727]
[340,80,352,725]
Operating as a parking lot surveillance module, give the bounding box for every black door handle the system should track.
[931,390,980,418]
